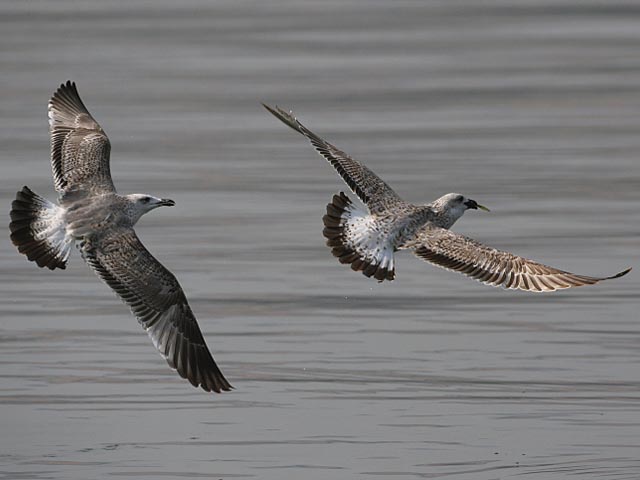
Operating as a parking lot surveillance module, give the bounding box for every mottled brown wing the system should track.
[404,225,631,292]
[80,227,232,393]
[48,81,115,195]
[263,104,405,211]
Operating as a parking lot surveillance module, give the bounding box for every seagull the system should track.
[10,81,232,393]
[263,104,631,292]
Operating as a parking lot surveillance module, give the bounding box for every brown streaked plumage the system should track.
[264,104,631,292]
[9,81,232,392]
[404,225,631,292]
[262,103,406,213]
[49,81,115,195]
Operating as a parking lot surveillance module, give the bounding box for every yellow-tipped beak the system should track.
[477,204,490,212]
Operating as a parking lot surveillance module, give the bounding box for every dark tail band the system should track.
[322,192,395,282]
[10,186,71,270]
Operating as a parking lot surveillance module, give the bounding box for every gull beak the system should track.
[464,199,490,212]
[159,198,175,207]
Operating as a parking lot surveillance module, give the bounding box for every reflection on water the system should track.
[1,1,639,479]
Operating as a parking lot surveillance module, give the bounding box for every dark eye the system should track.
[456,195,464,202]
[141,197,150,204]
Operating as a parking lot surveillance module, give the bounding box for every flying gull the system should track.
[10,81,232,392]
[263,104,631,292]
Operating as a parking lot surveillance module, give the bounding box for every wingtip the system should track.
[205,378,234,394]
[53,80,77,98]
[49,80,82,114]
[263,103,304,135]
[263,102,289,118]
[609,267,632,280]
[262,102,276,111]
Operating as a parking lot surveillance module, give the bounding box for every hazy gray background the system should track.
[1,1,639,479]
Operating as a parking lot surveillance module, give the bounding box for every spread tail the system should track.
[10,186,72,270]
[322,192,396,282]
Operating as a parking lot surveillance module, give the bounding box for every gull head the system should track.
[126,193,175,224]
[431,193,489,228]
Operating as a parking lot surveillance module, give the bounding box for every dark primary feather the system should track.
[48,81,115,195]
[263,104,404,211]
[80,227,232,393]
[405,225,631,292]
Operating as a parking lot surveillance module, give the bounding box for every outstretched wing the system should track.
[263,104,405,211]
[403,225,631,292]
[80,227,232,393]
[48,81,115,195]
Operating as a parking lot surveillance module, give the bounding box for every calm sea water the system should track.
[1,1,639,479]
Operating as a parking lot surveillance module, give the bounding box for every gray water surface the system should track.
[1,1,640,479]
